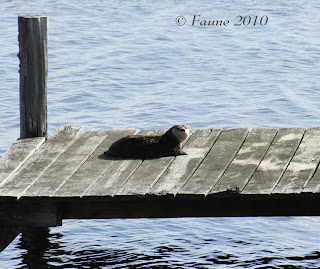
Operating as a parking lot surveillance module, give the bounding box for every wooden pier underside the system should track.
[1,126,320,227]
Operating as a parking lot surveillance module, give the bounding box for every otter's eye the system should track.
[180,129,185,132]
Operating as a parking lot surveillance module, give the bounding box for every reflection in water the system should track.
[17,228,162,268]
[11,221,320,268]
[17,228,165,269]
[18,228,55,269]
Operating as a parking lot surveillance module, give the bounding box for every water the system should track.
[1,0,320,267]
[2,218,320,268]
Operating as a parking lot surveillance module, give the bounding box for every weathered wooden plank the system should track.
[0,137,45,186]
[243,128,305,194]
[210,128,277,194]
[19,15,48,138]
[0,126,83,198]
[21,130,108,198]
[84,130,164,198]
[113,130,190,197]
[53,129,138,197]
[177,128,249,196]
[272,127,320,194]
[303,168,320,193]
[148,129,221,196]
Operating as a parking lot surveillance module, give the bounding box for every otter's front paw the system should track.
[180,151,187,155]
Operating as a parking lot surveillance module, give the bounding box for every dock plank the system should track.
[148,129,221,197]
[0,126,83,198]
[242,128,305,194]
[210,128,277,194]
[0,137,45,186]
[53,129,138,197]
[177,128,249,196]
[114,130,190,197]
[83,130,163,198]
[272,127,320,194]
[303,167,320,193]
[21,130,108,198]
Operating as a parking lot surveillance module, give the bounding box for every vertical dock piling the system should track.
[18,15,48,139]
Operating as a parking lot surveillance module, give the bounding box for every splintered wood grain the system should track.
[21,130,108,198]
[114,130,190,197]
[0,126,83,198]
[148,129,221,196]
[53,129,138,197]
[242,128,305,194]
[0,137,45,186]
[272,128,320,194]
[210,128,277,194]
[176,128,249,196]
[83,130,163,198]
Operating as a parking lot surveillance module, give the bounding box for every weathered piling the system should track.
[18,15,48,139]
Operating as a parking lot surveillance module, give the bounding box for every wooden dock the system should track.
[1,126,320,229]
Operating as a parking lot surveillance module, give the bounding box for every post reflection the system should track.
[16,227,149,268]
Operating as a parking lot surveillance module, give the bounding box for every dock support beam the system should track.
[18,15,48,139]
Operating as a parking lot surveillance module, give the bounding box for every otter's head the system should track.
[171,125,189,142]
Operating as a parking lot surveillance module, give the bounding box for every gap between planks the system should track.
[0,126,83,199]
[173,129,222,196]
[21,130,108,198]
[240,129,278,193]
[54,128,140,197]
[176,128,250,197]
[147,129,222,197]
[242,128,306,195]
[272,128,320,194]
[81,129,164,198]
[0,137,45,187]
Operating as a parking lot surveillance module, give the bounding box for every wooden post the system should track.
[18,15,48,139]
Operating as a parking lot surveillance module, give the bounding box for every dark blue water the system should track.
[1,0,320,267]
[2,218,320,268]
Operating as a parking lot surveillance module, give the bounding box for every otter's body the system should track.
[104,125,189,158]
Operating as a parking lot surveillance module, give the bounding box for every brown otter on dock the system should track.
[104,125,190,158]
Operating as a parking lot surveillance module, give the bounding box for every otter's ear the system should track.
[166,127,175,137]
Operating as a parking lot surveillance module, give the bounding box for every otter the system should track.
[104,125,189,158]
